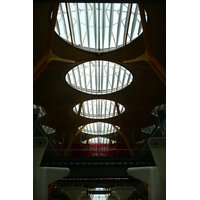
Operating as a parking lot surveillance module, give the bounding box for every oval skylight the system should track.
[79,122,119,135]
[73,99,125,119]
[41,125,56,135]
[82,137,116,144]
[65,60,133,95]
[54,3,147,52]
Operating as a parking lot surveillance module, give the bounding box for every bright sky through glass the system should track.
[73,99,125,119]
[82,137,116,144]
[79,122,119,135]
[41,125,56,135]
[55,3,147,52]
[33,104,46,118]
[65,60,133,95]
[90,188,109,200]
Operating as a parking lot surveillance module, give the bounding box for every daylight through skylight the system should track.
[82,137,116,144]
[54,3,147,52]
[73,99,125,119]
[65,60,133,95]
[41,125,56,135]
[79,122,119,135]
[33,104,46,118]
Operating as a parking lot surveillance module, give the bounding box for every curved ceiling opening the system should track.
[41,125,56,135]
[54,3,147,52]
[79,122,119,135]
[73,99,125,119]
[65,60,133,95]
[82,137,116,144]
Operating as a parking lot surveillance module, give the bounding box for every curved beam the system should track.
[123,4,166,85]
[33,3,76,82]
[114,102,134,157]
[33,3,59,78]
[63,125,85,157]
[33,50,75,82]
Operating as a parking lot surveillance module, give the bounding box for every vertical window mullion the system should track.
[102,4,106,51]
[106,61,109,94]
[93,3,97,49]
[85,3,90,48]
[116,4,123,47]
[123,4,131,45]
[104,99,107,119]
[75,3,83,46]
[96,99,98,119]
[100,99,103,119]
[111,64,116,92]
[91,99,94,118]
[108,4,114,49]
[77,65,82,91]
[116,66,122,89]
[67,3,76,44]
[89,62,93,93]
[83,63,87,93]
[98,3,100,51]
[59,4,68,40]
[72,68,77,89]
[130,4,139,40]
[101,60,104,93]
[95,61,98,94]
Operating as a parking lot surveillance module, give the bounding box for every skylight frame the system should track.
[73,99,125,119]
[79,122,119,135]
[33,104,47,118]
[65,60,133,95]
[41,125,56,135]
[54,3,148,52]
[82,137,116,144]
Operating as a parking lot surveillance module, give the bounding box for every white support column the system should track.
[33,137,48,179]
[127,137,166,200]
[34,167,70,200]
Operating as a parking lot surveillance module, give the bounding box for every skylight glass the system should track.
[33,104,47,118]
[73,99,125,119]
[41,125,56,134]
[65,60,133,95]
[141,125,156,134]
[90,188,109,200]
[82,137,116,144]
[79,122,119,135]
[54,3,147,52]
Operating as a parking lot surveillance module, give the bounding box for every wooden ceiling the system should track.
[33,2,165,148]
[33,2,166,198]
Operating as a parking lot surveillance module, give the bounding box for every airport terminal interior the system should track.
[33,1,166,199]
